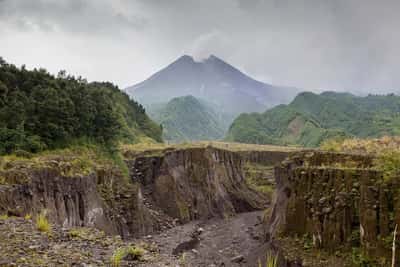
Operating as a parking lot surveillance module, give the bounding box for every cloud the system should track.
[0,0,399,94]
[0,0,148,36]
[187,30,232,61]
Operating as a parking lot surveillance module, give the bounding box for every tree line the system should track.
[0,57,162,155]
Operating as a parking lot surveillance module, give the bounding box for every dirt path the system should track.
[137,211,266,267]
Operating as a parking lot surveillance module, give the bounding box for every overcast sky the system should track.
[0,0,399,93]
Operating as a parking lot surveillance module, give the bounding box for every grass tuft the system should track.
[110,245,145,267]
[258,252,278,267]
[36,210,51,233]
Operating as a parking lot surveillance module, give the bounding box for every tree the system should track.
[0,58,162,155]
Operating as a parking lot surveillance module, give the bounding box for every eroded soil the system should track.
[137,211,265,267]
[0,211,266,267]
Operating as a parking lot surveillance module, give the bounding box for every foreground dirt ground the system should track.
[136,211,265,267]
[0,211,265,267]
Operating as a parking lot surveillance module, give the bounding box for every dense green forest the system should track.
[0,58,162,154]
[148,95,230,142]
[227,91,400,147]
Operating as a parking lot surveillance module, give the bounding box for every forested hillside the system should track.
[227,91,400,147]
[0,58,162,154]
[149,95,229,142]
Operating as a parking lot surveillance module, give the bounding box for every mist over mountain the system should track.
[125,55,299,117]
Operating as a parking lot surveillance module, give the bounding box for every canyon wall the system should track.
[267,151,399,266]
[0,146,268,238]
[126,147,269,223]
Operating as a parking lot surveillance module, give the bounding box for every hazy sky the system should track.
[0,0,399,93]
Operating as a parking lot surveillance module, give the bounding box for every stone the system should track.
[322,207,332,214]
[230,255,245,263]
[319,197,327,205]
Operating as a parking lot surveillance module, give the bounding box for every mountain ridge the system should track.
[227,91,400,147]
[125,54,298,116]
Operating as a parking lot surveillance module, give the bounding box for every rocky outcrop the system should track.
[0,167,120,233]
[266,151,399,266]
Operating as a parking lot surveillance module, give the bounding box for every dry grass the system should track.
[110,245,144,267]
[121,141,302,156]
[258,252,278,267]
[203,141,302,152]
[321,136,400,181]
[36,211,51,233]
[321,136,400,154]
[0,145,118,179]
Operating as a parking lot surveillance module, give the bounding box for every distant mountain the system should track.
[227,92,400,147]
[125,55,298,117]
[149,95,229,142]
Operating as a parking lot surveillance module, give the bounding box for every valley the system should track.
[1,137,399,266]
[125,55,299,143]
[0,141,289,266]
[2,57,400,267]
[2,1,400,266]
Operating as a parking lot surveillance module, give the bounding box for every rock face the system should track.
[0,146,267,239]
[266,151,399,266]
[0,168,116,232]
[126,147,267,223]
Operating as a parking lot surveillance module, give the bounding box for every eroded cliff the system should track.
[0,145,269,239]
[266,151,399,266]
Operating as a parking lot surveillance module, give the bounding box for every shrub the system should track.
[110,245,144,267]
[320,138,343,152]
[374,150,400,181]
[69,228,86,239]
[126,246,144,260]
[258,252,278,267]
[179,252,187,266]
[36,211,51,233]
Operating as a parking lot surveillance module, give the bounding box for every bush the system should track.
[320,138,344,152]
[374,150,400,181]
[110,246,144,267]
[36,211,51,233]
[258,252,278,267]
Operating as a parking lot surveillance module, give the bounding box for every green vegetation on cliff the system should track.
[227,91,400,147]
[0,58,162,155]
[148,95,229,142]
[321,136,400,181]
